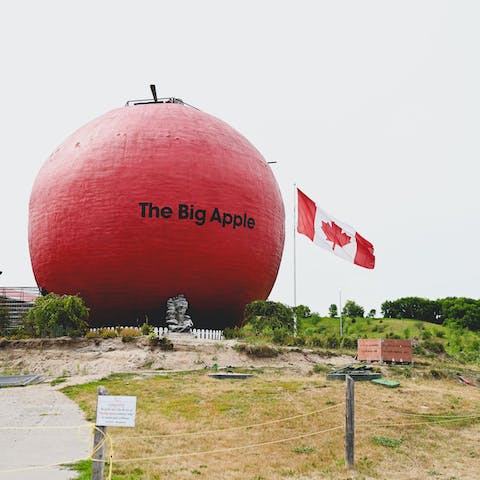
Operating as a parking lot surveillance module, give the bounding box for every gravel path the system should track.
[0,383,91,480]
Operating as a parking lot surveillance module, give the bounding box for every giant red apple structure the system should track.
[29,97,285,328]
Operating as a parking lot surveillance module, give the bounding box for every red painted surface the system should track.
[29,103,285,327]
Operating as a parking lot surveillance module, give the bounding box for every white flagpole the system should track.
[339,289,343,337]
[293,183,297,336]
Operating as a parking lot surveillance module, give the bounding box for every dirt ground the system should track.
[1,337,479,479]
[0,336,355,479]
[0,336,348,479]
[0,336,355,386]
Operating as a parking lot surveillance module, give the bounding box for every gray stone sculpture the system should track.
[166,294,193,333]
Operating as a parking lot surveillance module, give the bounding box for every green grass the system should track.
[371,435,403,448]
[65,459,142,480]
[300,316,443,339]
[60,367,480,480]
[298,316,480,364]
[292,445,318,454]
[63,459,91,480]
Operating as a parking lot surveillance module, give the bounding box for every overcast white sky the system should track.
[1,1,479,316]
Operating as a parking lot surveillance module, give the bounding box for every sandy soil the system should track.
[0,336,355,386]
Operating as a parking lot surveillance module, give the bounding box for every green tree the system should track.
[342,300,364,318]
[367,309,376,318]
[293,304,311,318]
[244,300,294,334]
[23,293,89,338]
[329,304,338,318]
[381,297,441,323]
[440,297,480,331]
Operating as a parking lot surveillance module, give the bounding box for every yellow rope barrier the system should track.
[113,424,345,463]
[357,416,480,428]
[0,401,477,477]
[115,402,345,440]
[0,457,91,475]
[0,423,91,430]
[0,424,94,475]
[90,426,114,480]
[359,402,480,419]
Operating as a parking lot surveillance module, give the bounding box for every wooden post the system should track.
[345,375,355,469]
[92,385,108,480]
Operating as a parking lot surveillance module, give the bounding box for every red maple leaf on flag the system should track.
[321,221,351,250]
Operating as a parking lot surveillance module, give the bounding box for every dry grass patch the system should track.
[63,368,480,479]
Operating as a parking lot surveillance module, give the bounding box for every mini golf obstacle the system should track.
[208,373,253,380]
[326,364,381,381]
[371,378,400,388]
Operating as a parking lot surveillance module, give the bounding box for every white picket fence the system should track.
[89,326,224,341]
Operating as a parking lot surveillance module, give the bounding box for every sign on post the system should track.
[96,395,137,427]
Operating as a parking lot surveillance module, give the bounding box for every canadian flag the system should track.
[297,188,375,269]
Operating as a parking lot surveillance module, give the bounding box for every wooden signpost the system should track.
[92,386,137,480]
[345,375,355,468]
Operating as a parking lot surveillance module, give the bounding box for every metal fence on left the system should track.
[0,287,41,329]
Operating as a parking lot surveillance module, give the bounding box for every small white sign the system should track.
[96,395,137,427]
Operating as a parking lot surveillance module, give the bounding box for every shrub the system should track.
[233,342,279,358]
[141,321,154,336]
[6,326,27,339]
[157,336,174,350]
[429,368,448,379]
[223,327,245,339]
[146,333,173,350]
[244,300,294,333]
[340,335,357,350]
[23,294,89,338]
[386,332,401,339]
[434,329,446,338]
[312,363,330,373]
[308,314,321,326]
[147,332,159,344]
[325,334,340,349]
[100,328,117,339]
[290,334,306,347]
[119,328,141,342]
[272,327,289,345]
[423,340,445,354]
[308,334,325,348]
[421,329,432,340]
[85,330,100,339]
[413,344,426,355]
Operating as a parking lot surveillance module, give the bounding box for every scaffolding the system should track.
[0,287,41,330]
